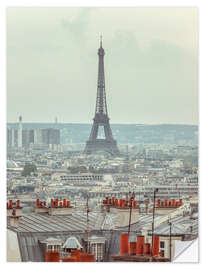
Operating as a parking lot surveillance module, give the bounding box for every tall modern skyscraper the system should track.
[11,129,15,147]
[84,38,119,156]
[18,115,22,148]
[33,128,60,145]
[41,128,60,145]
[7,129,12,148]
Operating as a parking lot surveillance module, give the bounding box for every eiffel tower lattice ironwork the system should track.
[84,38,120,156]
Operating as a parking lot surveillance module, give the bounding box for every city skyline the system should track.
[7,7,198,125]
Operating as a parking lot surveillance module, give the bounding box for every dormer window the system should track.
[62,236,83,251]
[40,237,63,254]
[88,236,106,262]
[60,236,83,258]
[47,244,60,251]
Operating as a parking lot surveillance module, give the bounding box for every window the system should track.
[90,243,104,262]
[91,243,96,255]
[47,245,52,251]
[97,243,104,262]
[47,244,60,251]
[160,250,165,257]
[54,245,59,250]
[160,241,165,248]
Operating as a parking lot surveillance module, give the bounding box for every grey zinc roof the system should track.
[101,212,117,230]
[7,210,122,262]
[8,210,198,262]
[116,214,161,233]
[149,215,198,236]
[117,214,198,237]
[16,230,121,262]
[9,211,106,233]
[116,214,198,237]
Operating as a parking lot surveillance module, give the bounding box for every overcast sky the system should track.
[7,7,198,124]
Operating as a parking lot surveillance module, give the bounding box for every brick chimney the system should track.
[7,200,23,217]
[8,208,21,228]
[48,198,73,216]
[34,199,49,214]
[103,197,140,227]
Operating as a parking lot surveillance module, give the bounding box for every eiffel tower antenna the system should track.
[84,38,119,156]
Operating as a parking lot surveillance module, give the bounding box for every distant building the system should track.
[58,173,103,182]
[41,128,60,145]
[169,159,184,168]
[34,129,43,144]
[8,129,19,147]
[7,126,60,148]
[7,116,24,148]
[22,130,31,147]
[7,128,12,147]
[14,129,18,147]
[7,128,18,148]
[18,116,22,148]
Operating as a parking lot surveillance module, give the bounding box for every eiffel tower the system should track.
[84,38,120,156]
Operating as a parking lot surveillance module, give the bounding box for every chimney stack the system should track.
[48,198,73,215]
[7,200,22,217]
[8,208,21,228]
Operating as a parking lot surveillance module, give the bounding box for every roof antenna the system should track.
[86,195,90,253]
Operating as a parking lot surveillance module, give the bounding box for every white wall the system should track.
[7,229,21,262]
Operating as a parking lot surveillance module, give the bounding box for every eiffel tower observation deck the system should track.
[84,37,120,156]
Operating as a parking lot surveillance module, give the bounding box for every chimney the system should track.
[128,242,136,255]
[136,235,144,255]
[152,236,160,256]
[48,198,73,215]
[16,200,20,208]
[8,209,21,228]
[63,199,66,207]
[55,198,59,207]
[143,243,151,255]
[36,199,40,207]
[7,200,22,217]
[34,199,49,214]
[120,233,129,254]
[45,251,60,262]
[164,199,168,207]
[9,200,13,208]
[104,197,140,227]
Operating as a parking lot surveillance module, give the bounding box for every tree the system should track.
[22,164,37,177]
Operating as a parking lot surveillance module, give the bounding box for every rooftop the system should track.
[8,211,106,233]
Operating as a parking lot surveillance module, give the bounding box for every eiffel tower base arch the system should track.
[84,139,120,156]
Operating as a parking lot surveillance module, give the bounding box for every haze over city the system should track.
[6,7,199,263]
[7,7,198,124]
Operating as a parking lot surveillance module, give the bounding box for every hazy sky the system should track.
[7,7,198,124]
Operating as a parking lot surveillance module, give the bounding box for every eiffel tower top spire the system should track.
[96,37,107,115]
[100,35,102,47]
